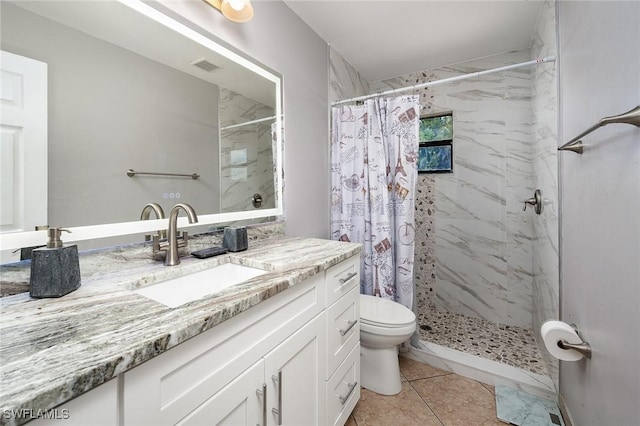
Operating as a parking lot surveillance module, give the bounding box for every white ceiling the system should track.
[283,0,545,82]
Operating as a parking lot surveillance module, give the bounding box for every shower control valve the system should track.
[523,189,543,215]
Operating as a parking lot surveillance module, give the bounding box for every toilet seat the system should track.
[359,294,416,328]
[360,320,416,337]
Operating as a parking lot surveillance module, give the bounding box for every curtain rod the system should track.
[331,56,556,106]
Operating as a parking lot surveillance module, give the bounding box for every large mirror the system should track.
[0,0,283,257]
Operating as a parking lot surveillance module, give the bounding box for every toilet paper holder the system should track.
[558,324,592,359]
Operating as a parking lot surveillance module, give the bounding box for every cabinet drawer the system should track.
[325,285,359,378]
[325,255,360,307]
[326,343,360,426]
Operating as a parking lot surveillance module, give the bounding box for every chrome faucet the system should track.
[159,203,198,266]
[140,203,166,241]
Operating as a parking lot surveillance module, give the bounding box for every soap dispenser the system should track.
[30,228,81,298]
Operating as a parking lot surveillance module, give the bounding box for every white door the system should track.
[0,50,47,259]
[265,314,326,426]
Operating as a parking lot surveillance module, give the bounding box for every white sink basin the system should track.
[135,263,268,308]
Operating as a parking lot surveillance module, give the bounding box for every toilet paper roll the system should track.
[541,320,584,361]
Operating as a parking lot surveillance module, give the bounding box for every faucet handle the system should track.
[152,235,168,253]
[153,232,189,253]
[173,232,189,249]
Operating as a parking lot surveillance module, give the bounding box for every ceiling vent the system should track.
[191,57,220,72]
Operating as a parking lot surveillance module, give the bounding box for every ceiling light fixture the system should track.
[203,0,254,23]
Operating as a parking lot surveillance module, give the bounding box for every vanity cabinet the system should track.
[29,254,361,426]
[123,272,324,426]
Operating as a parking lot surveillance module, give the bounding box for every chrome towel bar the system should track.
[558,105,640,154]
[126,169,200,179]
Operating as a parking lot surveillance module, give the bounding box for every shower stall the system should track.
[329,0,559,397]
[375,47,558,396]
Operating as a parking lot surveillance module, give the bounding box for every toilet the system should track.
[359,294,417,395]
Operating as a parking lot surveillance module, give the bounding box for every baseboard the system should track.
[558,393,574,426]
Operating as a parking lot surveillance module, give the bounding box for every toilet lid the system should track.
[359,294,416,328]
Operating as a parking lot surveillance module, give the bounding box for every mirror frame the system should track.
[0,0,283,251]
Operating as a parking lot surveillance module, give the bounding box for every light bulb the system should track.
[219,0,254,22]
[227,0,246,11]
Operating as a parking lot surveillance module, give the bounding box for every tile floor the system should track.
[416,308,547,376]
[346,356,504,426]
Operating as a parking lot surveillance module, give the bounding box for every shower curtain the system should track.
[330,95,420,310]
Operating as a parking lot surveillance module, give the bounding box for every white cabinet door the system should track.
[265,314,326,426]
[177,360,265,426]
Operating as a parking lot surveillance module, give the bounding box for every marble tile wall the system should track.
[219,88,276,213]
[371,50,537,329]
[530,0,560,390]
[328,46,370,103]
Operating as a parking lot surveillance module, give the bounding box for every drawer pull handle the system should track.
[339,319,358,336]
[271,371,282,425]
[339,272,358,284]
[256,383,267,426]
[339,381,358,405]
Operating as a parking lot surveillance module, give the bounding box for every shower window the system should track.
[418,112,453,173]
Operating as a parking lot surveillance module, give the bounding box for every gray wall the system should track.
[558,1,640,424]
[159,0,330,239]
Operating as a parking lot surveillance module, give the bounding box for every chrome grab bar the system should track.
[558,105,640,154]
[126,169,200,179]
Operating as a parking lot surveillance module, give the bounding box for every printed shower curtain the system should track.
[330,95,419,310]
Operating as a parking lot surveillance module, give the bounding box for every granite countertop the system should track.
[0,235,361,426]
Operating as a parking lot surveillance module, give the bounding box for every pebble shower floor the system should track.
[417,309,548,376]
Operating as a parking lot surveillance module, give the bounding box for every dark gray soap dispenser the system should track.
[30,228,81,298]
